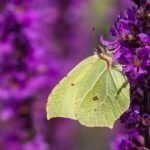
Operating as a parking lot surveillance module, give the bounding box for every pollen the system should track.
[133,57,142,67]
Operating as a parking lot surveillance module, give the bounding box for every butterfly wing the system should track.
[46,55,99,120]
[75,63,130,128]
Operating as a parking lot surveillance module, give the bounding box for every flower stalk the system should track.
[141,0,150,147]
[143,91,150,148]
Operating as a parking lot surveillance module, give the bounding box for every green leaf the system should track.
[46,55,130,128]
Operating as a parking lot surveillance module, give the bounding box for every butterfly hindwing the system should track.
[75,64,130,128]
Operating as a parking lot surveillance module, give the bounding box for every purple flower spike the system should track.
[103,1,150,149]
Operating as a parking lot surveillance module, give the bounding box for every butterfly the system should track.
[46,47,130,128]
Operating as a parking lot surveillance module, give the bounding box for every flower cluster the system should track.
[102,0,150,84]
[101,0,150,149]
[0,1,59,149]
[0,0,90,150]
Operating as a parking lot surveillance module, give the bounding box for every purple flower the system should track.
[138,33,150,45]
[121,47,150,80]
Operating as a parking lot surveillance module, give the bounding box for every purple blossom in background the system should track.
[0,0,91,150]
